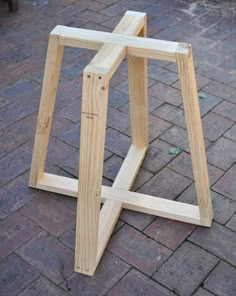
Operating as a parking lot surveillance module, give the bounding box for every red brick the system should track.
[120,210,155,231]
[16,232,74,284]
[24,134,77,163]
[189,222,236,266]
[138,167,192,200]
[61,251,130,295]
[203,81,236,104]
[213,164,236,201]
[142,139,177,174]
[124,114,171,142]
[0,254,39,296]
[105,128,131,157]
[213,100,236,121]
[79,10,110,23]
[0,121,34,152]
[154,242,218,296]
[108,224,172,276]
[167,151,224,185]
[149,81,182,106]
[99,4,127,17]
[0,148,31,186]
[60,98,82,123]
[0,211,40,260]
[178,185,236,224]
[120,95,163,114]
[18,277,68,296]
[193,288,215,296]
[160,125,211,152]
[206,137,236,170]
[153,103,186,128]
[226,213,236,232]
[107,107,130,132]
[224,124,236,141]
[56,122,81,148]
[202,112,233,141]
[204,261,236,296]
[21,192,75,237]
[144,217,196,250]
[108,269,173,296]
[58,78,83,100]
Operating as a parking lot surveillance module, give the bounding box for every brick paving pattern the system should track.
[0,0,236,295]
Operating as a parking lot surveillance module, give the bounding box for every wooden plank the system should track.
[36,173,203,226]
[92,12,147,271]
[113,145,147,190]
[74,72,109,276]
[128,17,148,148]
[84,44,126,79]
[29,30,64,187]
[96,144,147,265]
[102,187,202,225]
[84,11,145,79]
[53,25,188,62]
[176,45,213,227]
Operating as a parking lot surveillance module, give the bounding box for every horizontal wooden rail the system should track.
[36,173,205,226]
[51,26,189,62]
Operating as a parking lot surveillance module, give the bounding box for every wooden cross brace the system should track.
[29,11,213,276]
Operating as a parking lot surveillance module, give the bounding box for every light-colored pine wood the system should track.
[29,30,64,187]
[128,17,148,148]
[96,144,147,265]
[75,71,109,276]
[36,173,203,226]
[29,10,213,277]
[113,145,147,190]
[75,11,148,275]
[54,25,187,62]
[176,45,213,227]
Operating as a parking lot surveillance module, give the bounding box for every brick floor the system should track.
[0,0,236,295]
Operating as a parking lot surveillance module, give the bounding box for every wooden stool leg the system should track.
[128,18,148,149]
[29,31,64,187]
[176,46,213,226]
[75,72,109,275]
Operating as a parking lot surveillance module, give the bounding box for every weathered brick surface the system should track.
[144,217,196,250]
[16,232,74,284]
[154,242,218,296]
[224,123,236,141]
[167,151,224,185]
[193,288,215,296]
[120,210,155,231]
[206,137,236,171]
[202,112,234,141]
[189,222,236,266]
[0,211,40,260]
[160,125,211,152]
[204,261,236,296]
[61,251,130,295]
[138,167,192,200]
[0,254,39,296]
[18,277,69,296]
[108,224,172,276]
[0,148,31,186]
[213,164,236,201]
[21,192,76,237]
[108,269,174,296]
[226,213,236,232]
[178,185,236,225]
[0,176,37,219]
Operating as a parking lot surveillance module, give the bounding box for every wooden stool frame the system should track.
[29,11,213,276]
